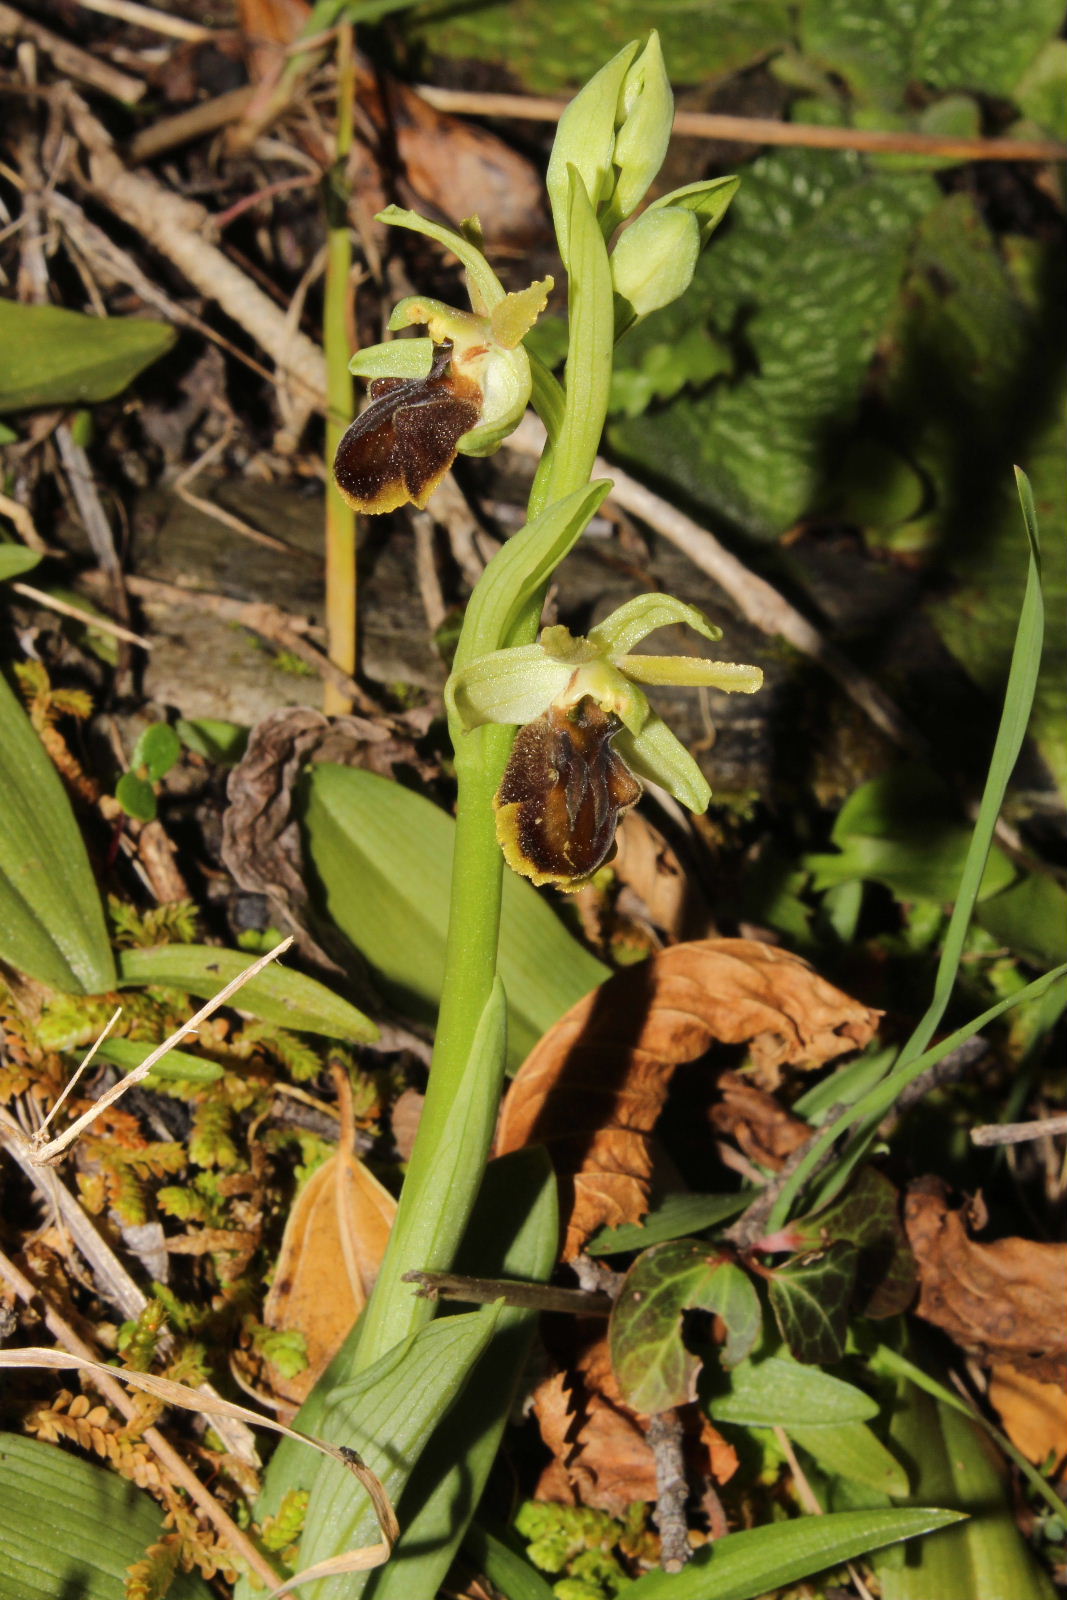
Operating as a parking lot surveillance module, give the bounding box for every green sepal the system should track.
[647,174,741,244]
[589,593,723,654]
[617,655,764,692]
[447,647,573,730]
[615,713,713,812]
[377,205,505,313]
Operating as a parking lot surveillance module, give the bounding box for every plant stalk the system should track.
[323,21,357,714]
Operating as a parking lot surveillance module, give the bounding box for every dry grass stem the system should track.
[71,0,217,42]
[972,1113,1067,1147]
[12,582,151,646]
[29,936,294,1164]
[0,0,145,103]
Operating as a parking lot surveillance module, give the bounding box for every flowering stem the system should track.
[323,21,357,713]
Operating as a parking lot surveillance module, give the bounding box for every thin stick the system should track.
[11,582,150,646]
[0,490,48,550]
[35,1007,123,1141]
[647,1410,691,1572]
[30,937,293,1164]
[402,1270,611,1316]
[71,0,217,42]
[416,85,1067,164]
[0,1247,283,1591]
[0,0,145,103]
[972,1113,1067,1147]
[323,20,358,713]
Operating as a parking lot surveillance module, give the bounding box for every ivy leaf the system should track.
[766,1241,858,1364]
[609,1239,761,1414]
[784,1167,917,1318]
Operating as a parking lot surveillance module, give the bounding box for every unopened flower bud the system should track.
[610,205,699,331]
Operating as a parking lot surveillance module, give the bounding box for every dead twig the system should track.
[11,581,150,647]
[416,85,1067,163]
[647,1410,691,1572]
[972,1113,1067,1147]
[70,0,217,42]
[0,0,145,103]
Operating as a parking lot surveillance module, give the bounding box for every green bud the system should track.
[610,205,699,333]
[546,39,640,266]
[602,32,674,236]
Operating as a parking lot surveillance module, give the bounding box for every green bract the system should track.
[446,593,763,812]
[347,208,552,456]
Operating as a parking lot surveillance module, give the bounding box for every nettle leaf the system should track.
[783,1167,917,1318]
[801,0,1066,107]
[766,1240,858,1364]
[609,1239,761,1413]
[610,150,935,538]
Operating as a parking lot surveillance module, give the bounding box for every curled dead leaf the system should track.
[610,810,693,940]
[905,1177,1067,1389]
[497,939,879,1258]
[988,1364,1067,1470]
[709,1070,811,1171]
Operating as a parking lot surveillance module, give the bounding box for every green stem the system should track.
[350,171,617,1374]
[323,22,357,712]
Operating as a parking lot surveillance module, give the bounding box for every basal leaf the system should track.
[609,1239,761,1413]
[301,764,608,1070]
[117,944,376,1041]
[624,1507,962,1600]
[586,1191,750,1256]
[975,870,1067,968]
[766,1241,858,1363]
[0,300,176,412]
[0,668,116,993]
[0,546,41,581]
[0,1433,213,1600]
[705,1352,879,1427]
[790,1420,909,1496]
[97,1035,225,1083]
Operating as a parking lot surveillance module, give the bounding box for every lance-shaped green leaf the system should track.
[0,668,115,993]
[0,300,176,411]
[706,1353,880,1428]
[0,1433,214,1600]
[609,1239,761,1414]
[790,1421,909,1496]
[623,1508,963,1600]
[0,546,41,581]
[116,945,376,1042]
[767,1240,859,1364]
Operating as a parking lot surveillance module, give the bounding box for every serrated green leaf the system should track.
[0,301,176,412]
[116,944,376,1041]
[0,1433,213,1600]
[610,150,935,537]
[623,1507,963,1600]
[790,1421,909,1496]
[706,1353,880,1427]
[801,0,1065,107]
[0,546,41,581]
[876,1374,1057,1599]
[586,1190,750,1255]
[0,668,116,993]
[409,0,792,94]
[301,765,608,1070]
[116,770,158,821]
[768,1241,858,1363]
[609,1240,761,1413]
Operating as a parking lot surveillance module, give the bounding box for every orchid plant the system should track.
[257,35,763,1596]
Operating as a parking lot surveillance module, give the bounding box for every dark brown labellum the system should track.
[333,341,482,515]
[494,697,642,890]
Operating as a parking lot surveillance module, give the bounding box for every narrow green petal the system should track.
[614,715,712,813]
[377,206,505,313]
[589,593,722,655]
[617,655,764,692]
[447,649,571,730]
[348,339,434,380]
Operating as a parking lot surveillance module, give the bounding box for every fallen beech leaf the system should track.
[710,1070,811,1170]
[497,939,878,1258]
[905,1178,1067,1388]
[987,1364,1067,1470]
[263,1146,396,1407]
[611,810,692,939]
[531,1333,738,1515]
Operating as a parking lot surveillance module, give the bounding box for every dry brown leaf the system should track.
[531,1334,738,1516]
[905,1177,1067,1388]
[611,810,691,940]
[390,1087,424,1163]
[497,939,879,1258]
[709,1070,811,1171]
[988,1364,1067,1470]
[263,1149,396,1407]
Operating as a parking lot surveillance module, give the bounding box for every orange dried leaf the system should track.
[988,1364,1067,1470]
[905,1178,1067,1388]
[263,1151,396,1405]
[497,939,879,1258]
[709,1070,811,1171]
